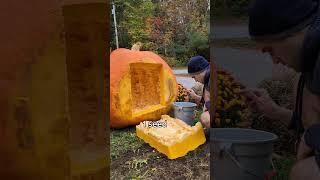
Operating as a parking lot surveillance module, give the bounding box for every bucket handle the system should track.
[219,143,276,180]
[178,107,195,120]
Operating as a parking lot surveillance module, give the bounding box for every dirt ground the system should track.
[110,127,209,180]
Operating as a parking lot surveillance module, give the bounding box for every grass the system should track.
[110,127,144,160]
[192,110,202,126]
[213,37,257,50]
[110,128,152,179]
[273,156,295,180]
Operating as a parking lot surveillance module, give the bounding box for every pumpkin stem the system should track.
[131,42,143,51]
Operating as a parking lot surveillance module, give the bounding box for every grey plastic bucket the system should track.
[210,128,278,180]
[172,102,197,126]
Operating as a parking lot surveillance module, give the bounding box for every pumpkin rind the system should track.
[110,48,178,128]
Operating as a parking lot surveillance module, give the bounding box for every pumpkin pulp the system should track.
[136,115,206,159]
[119,61,169,119]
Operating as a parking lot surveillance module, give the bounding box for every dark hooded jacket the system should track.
[290,8,320,155]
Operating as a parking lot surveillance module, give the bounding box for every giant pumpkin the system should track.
[110,48,178,128]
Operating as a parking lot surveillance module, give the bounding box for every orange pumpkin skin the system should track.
[110,48,178,128]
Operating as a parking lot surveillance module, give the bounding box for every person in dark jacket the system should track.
[240,0,320,179]
[186,56,211,128]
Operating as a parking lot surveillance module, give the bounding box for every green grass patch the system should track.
[124,167,158,180]
[110,127,144,160]
[214,38,257,50]
[273,156,295,180]
[191,109,202,126]
[126,157,149,170]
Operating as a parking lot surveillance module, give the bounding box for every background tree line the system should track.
[213,0,250,19]
[110,0,210,67]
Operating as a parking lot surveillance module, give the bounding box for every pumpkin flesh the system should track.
[136,115,206,159]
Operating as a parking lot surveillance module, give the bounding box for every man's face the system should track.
[256,31,306,72]
[191,73,203,83]
[258,44,287,65]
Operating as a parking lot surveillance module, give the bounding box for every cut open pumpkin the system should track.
[110,48,178,128]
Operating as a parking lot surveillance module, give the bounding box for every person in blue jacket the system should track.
[240,0,320,179]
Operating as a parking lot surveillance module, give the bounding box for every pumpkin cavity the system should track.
[130,62,163,114]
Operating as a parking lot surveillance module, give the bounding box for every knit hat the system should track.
[248,0,319,41]
[187,56,209,74]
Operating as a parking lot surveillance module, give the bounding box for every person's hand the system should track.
[187,89,197,99]
[239,88,280,119]
[297,133,313,161]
